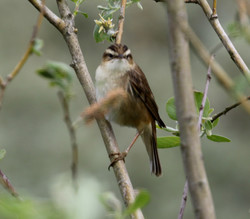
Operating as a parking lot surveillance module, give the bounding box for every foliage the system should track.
[94,0,143,42]
[0,195,67,219]
[157,91,231,149]
[70,0,88,17]
[37,61,74,99]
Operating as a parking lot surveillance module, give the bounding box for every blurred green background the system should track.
[0,0,249,218]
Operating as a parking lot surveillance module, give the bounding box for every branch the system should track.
[184,0,199,3]
[177,17,250,114]
[0,0,45,109]
[211,96,250,122]
[178,55,213,219]
[116,0,127,44]
[198,0,250,81]
[0,169,19,198]
[57,91,78,187]
[197,55,213,130]
[28,0,65,32]
[29,0,144,217]
[178,180,188,219]
[166,0,216,218]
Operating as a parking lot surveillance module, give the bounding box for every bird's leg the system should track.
[108,132,141,170]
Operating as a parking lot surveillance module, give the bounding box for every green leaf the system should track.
[78,11,88,18]
[123,190,150,217]
[157,136,180,148]
[212,118,219,128]
[207,134,231,142]
[166,97,177,121]
[37,61,74,93]
[204,120,213,131]
[0,149,6,160]
[31,38,43,56]
[194,91,210,117]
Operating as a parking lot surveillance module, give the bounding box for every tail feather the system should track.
[140,122,162,176]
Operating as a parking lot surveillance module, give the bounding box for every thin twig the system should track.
[178,180,188,219]
[197,55,214,130]
[0,0,45,109]
[211,96,250,122]
[116,0,127,44]
[177,16,250,114]
[198,0,250,81]
[211,0,217,18]
[29,1,144,217]
[57,91,78,187]
[184,0,199,3]
[0,169,19,198]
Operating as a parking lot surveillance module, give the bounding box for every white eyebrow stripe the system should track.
[105,49,118,56]
[124,49,131,56]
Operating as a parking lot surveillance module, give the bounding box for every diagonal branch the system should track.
[57,91,78,187]
[198,0,250,81]
[29,0,144,217]
[177,17,250,114]
[211,96,250,122]
[0,0,45,109]
[0,169,19,198]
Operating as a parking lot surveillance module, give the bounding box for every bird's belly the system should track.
[108,97,151,130]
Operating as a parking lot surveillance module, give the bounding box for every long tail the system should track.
[140,122,162,176]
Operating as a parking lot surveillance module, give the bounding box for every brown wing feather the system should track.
[127,65,165,128]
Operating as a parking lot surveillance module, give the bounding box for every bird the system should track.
[87,44,165,176]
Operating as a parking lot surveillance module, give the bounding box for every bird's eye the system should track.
[126,54,132,59]
[107,53,114,58]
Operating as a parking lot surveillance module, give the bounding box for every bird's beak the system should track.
[118,54,124,59]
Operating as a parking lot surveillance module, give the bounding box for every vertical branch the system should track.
[116,0,127,44]
[166,0,216,218]
[57,91,78,187]
[178,180,188,219]
[197,55,214,129]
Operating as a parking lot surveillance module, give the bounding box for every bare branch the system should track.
[57,91,78,187]
[116,0,127,44]
[177,17,250,114]
[178,180,188,219]
[185,0,199,4]
[211,96,250,122]
[198,55,213,130]
[198,0,250,81]
[0,169,19,198]
[28,0,65,32]
[0,0,45,109]
[166,0,216,217]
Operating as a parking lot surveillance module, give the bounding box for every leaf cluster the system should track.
[37,61,74,99]
[157,91,230,149]
[94,0,142,43]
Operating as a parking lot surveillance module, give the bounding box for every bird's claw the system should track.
[108,152,128,170]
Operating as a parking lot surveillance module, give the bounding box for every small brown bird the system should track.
[91,44,165,176]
